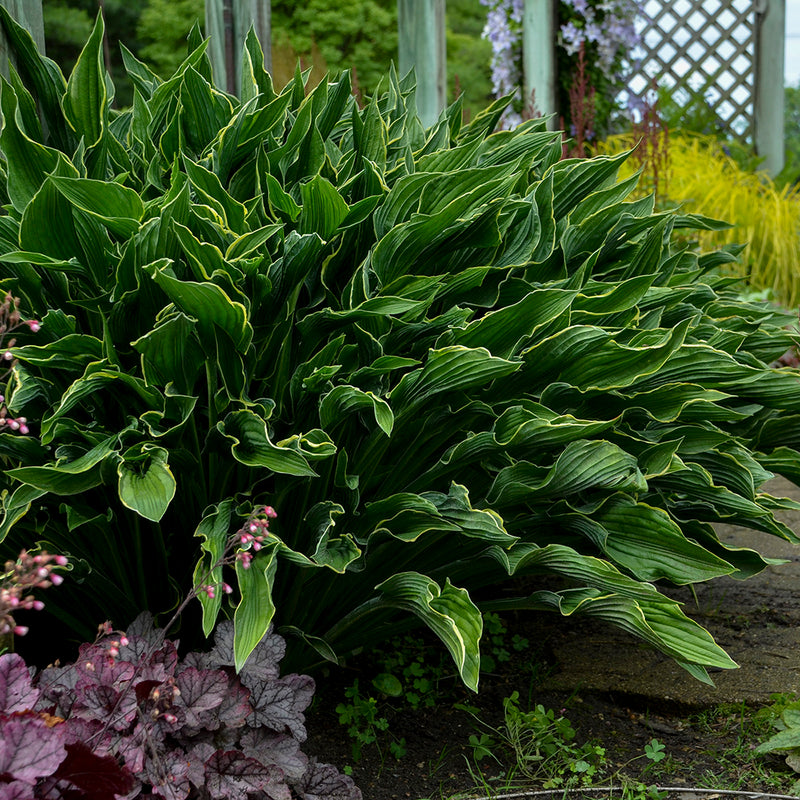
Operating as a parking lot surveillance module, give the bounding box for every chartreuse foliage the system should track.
[2,10,800,689]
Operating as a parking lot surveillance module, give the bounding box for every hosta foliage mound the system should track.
[1,11,800,688]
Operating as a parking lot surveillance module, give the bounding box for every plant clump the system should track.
[2,8,800,697]
[0,614,361,799]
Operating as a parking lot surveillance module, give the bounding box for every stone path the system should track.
[540,477,800,708]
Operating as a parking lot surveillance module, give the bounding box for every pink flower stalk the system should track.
[0,549,68,637]
[0,293,40,437]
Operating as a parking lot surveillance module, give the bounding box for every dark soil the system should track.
[303,606,800,800]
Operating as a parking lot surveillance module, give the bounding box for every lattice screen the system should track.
[627,0,756,137]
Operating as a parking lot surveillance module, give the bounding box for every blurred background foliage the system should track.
[41,0,493,116]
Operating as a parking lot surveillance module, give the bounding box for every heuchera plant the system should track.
[0,614,360,800]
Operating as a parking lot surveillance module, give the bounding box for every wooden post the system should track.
[522,0,556,125]
[0,0,45,79]
[205,0,272,96]
[397,0,446,128]
[754,0,785,176]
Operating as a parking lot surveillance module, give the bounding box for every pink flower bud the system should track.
[2,351,12,361]
[18,425,28,435]
[55,556,68,566]
[119,636,129,646]
[264,506,277,518]
[37,567,48,578]
[163,713,178,724]
[222,583,233,594]
[8,420,19,430]
[25,320,40,332]
[32,600,44,611]
[50,574,64,585]
[13,625,28,636]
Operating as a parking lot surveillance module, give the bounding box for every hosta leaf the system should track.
[39,363,162,443]
[448,288,577,358]
[551,151,630,220]
[0,5,71,151]
[132,312,205,393]
[11,335,103,371]
[193,500,234,636]
[304,501,362,572]
[218,409,317,477]
[0,484,46,544]
[0,78,76,213]
[48,176,144,238]
[487,542,662,601]
[116,443,176,522]
[144,260,252,351]
[225,225,281,261]
[593,496,735,583]
[390,346,520,410]
[516,588,736,679]
[233,544,278,672]
[299,174,349,239]
[62,13,106,148]
[6,436,118,494]
[523,319,691,391]
[487,439,645,506]
[375,573,482,692]
[319,385,393,436]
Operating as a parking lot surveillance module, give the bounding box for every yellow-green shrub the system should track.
[598,131,800,307]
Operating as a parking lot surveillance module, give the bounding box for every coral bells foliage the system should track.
[0,550,67,639]
[0,614,361,800]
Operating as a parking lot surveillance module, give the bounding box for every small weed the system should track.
[335,680,390,762]
[335,612,534,762]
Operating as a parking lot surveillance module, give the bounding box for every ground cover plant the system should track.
[2,11,800,704]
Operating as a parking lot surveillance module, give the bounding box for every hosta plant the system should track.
[0,614,360,799]
[2,10,800,690]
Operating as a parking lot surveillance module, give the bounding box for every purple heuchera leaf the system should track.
[144,748,191,799]
[246,674,314,742]
[203,750,289,800]
[124,611,163,647]
[174,668,229,729]
[205,621,285,681]
[184,742,215,787]
[36,664,78,719]
[52,741,135,800]
[208,677,251,731]
[0,654,39,713]
[0,781,35,800]
[0,711,66,783]
[239,730,308,782]
[295,760,363,800]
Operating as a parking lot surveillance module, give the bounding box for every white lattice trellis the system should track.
[628,0,756,137]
